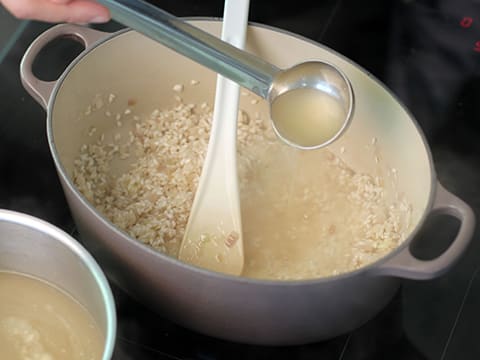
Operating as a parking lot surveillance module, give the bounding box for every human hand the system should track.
[1,0,110,23]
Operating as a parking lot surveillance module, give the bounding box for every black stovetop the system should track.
[2,1,480,359]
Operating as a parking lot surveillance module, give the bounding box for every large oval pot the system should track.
[20,21,475,345]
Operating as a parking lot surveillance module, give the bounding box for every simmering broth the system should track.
[0,271,104,360]
[240,145,409,279]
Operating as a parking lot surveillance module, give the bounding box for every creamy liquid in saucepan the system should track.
[0,271,104,360]
[271,88,346,148]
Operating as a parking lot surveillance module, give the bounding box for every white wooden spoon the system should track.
[178,0,250,275]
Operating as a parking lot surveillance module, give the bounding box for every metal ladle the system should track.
[98,0,354,149]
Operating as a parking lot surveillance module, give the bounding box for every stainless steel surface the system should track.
[97,0,353,149]
[0,209,117,359]
[20,21,475,345]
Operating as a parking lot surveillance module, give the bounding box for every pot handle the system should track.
[20,24,110,110]
[372,182,475,280]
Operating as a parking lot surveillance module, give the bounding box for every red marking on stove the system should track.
[474,41,480,52]
[460,17,473,28]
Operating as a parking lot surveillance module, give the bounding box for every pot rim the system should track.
[46,18,436,286]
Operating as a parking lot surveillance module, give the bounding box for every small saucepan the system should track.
[0,209,116,358]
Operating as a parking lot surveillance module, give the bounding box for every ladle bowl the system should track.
[269,61,354,149]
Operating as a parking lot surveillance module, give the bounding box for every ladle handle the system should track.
[373,182,475,280]
[97,0,278,98]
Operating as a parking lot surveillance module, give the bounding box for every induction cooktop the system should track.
[1,1,480,359]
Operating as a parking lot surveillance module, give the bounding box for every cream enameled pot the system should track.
[20,21,475,345]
